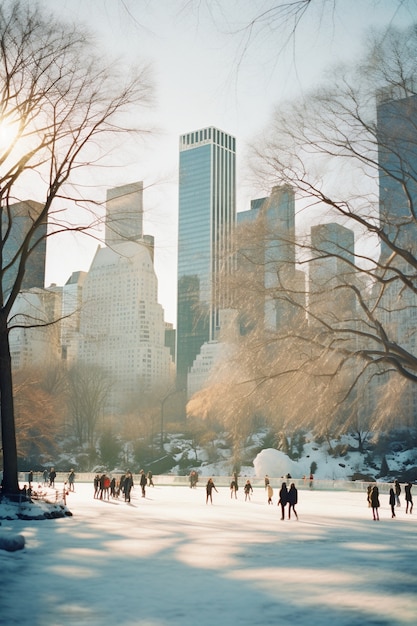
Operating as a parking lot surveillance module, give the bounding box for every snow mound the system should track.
[253,449,303,478]
[0,531,25,552]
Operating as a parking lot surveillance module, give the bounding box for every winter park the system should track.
[2,2,417,625]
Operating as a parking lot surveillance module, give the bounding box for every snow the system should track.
[1,479,416,626]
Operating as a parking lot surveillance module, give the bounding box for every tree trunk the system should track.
[0,311,19,496]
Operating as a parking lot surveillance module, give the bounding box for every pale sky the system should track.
[42,0,414,325]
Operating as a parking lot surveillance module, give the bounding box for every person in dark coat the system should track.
[124,471,134,502]
[93,474,100,498]
[206,478,218,504]
[244,480,253,501]
[139,470,147,497]
[288,483,298,520]
[230,479,238,499]
[28,470,33,487]
[49,467,56,488]
[370,485,380,520]
[147,471,154,487]
[67,469,75,492]
[405,482,413,514]
[389,488,396,518]
[278,482,288,520]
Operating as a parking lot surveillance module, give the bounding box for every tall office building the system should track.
[309,222,355,324]
[105,181,143,247]
[377,91,417,260]
[374,90,417,422]
[78,182,172,414]
[2,200,46,298]
[176,127,236,390]
[237,185,305,331]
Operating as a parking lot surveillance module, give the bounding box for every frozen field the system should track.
[0,481,416,625]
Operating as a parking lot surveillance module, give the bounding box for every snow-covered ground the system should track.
[0,480,416,626]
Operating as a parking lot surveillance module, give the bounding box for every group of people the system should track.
[212,474,299,519]
[94,469,154,502]
[368,480,413,520]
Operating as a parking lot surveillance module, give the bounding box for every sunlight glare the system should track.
[0,118,18,151]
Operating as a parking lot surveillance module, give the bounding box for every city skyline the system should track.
[40,1,414,327]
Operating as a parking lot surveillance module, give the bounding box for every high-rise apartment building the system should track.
[309,222,355,324]
[2,200,46,298]
[374,91,417,422]
[377,91,417,260]
[176,127,236,390]
[237,185,305,331]
[78,182,172,413]
[105,181,143,247]
[9,288,61,370]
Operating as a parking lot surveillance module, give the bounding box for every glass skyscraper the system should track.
[377,91,417,260]
[176,127,236,390]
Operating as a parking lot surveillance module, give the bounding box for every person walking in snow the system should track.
[124,471,134,503]
[49,467,56,488]
[405,482,413,514]
[206,478,218,504]
[389,488,396,518]
[288,483,298,520]
[394,480,401,507]
[244,479,253,501]
[140,470,147,498]
[278,482,289,520]
[67,469,75,492]
[366,484,372,507]
[267,483,273,505]
[370,485,380,520]
[230,479,238,499]
[93,474,100,498]
[147,471,154,487]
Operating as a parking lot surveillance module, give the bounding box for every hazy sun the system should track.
[0,118,19,151]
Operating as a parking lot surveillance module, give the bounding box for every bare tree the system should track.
[67,364,110,448]
[0,1,151,495]
[12,368,62,463]
[186,24,417,454]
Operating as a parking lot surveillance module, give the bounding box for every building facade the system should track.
[105,181,143,247]
[377,91,417,261]
[78,240,172,414]
[176,127,236,390]
[309,222,356,324]
[237,185,304,332]
[2,200,46,299]
[76,181,172,413]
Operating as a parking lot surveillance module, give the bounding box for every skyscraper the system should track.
[78,182,172,414]
[377,91,417,260]
[105,181,143,247]
[237,185,304,331]
[177,127,236,390]
[2,200,46,298]
[309,222,355,324]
